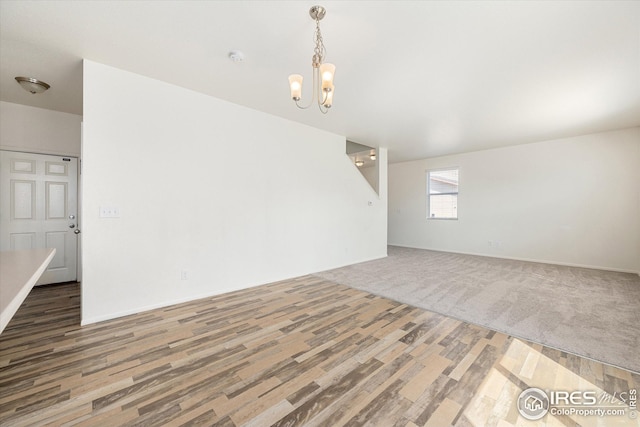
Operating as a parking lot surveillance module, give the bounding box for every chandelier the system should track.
[288,5,336,114]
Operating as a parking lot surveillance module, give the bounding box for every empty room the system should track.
[0,1,639,426]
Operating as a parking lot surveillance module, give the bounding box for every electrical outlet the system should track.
[180,270,188,281]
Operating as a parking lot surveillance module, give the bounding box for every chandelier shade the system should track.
[320,63,335,91]
[288,75,303,101]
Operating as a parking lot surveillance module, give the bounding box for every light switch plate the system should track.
[99,206,120,218]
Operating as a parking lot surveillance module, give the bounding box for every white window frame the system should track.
[426,167,459,220]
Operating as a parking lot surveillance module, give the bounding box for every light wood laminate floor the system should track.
[1,277,638,426]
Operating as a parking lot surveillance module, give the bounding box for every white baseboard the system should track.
[388,243,640,276]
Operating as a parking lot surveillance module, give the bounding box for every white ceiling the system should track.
[1,1,638,163]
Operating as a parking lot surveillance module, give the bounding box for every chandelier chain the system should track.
[313,17,325,66]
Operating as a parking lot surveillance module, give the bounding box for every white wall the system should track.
[638,138,640,273]
[82,60,387,324]
[360,165,378,194]
[389,127,640,273]
[0,101,81,156]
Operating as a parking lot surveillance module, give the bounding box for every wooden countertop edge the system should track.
[0,248,56,335]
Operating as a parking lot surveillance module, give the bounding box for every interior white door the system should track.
[0,150,79,284]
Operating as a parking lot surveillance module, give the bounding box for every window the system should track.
[427,168,458,219]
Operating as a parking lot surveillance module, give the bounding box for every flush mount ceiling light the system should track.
[288,5,336,114]
[370,153,376,160]
[15,76,50,94]
[355,160,364,167]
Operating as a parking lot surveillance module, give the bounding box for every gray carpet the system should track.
[315,246,640,374]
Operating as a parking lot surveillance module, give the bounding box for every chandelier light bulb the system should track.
[288,74,303,101]
[320,63,335,91]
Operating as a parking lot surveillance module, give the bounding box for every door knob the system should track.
[74,229,81,234]
[69,224,75,228]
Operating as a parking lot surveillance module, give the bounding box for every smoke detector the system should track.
[228,50,244,62]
